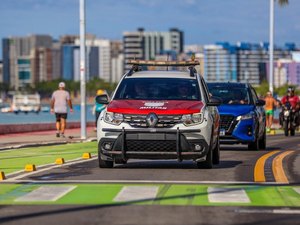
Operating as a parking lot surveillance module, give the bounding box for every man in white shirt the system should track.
[50,82,73,138]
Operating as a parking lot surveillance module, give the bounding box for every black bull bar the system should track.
[101,127,207,162]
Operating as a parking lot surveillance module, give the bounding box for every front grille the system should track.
[220,115,235,131]
[123,114,182,128]
[126,140,176,152]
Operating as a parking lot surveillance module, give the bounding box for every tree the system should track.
[277,0,288,6]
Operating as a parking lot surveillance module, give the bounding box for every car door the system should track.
[250,87,265,137]
[199,75,220,142]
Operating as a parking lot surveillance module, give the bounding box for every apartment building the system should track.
[2,35,52,89]
[123,28,184,71]
[203,43,237,82]
[237,42,291,85]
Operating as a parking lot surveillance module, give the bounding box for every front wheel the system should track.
[212,137,220,165]
[258,129,266,150]
[283,120,289,136]
[197,148,213,169]
[98,151,114,168]
[197,132,213,169]
[290,127,295,136]
[248,128,259,150]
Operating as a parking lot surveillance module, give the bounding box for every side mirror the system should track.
[95,94,109,105]
[256,99,265,106]
[207,96,222,106]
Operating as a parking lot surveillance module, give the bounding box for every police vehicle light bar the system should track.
[127,60,200,67]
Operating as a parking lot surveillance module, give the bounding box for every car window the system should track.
[114,78,202,101]
[207,84,250,105]
[199,76,210,102]
[250,87,258,103]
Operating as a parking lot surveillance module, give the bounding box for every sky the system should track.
[0,0,300,57]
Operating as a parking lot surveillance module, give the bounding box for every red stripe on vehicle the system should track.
[107,100,204,115]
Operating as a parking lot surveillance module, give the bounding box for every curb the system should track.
[0,137,97,151]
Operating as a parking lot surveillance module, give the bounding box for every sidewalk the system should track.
[0,127,97,150]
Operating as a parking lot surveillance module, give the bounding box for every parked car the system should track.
[207,82,266,150]
[96,60,221,168]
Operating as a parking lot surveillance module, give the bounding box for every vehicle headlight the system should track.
[284,110,290,117]
[236,112,254,121]
[104,112,123,125]
[182,113,204,126]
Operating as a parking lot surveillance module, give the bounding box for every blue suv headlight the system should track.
[236,112,254,121]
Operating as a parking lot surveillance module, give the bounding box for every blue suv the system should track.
[207,82,266,150]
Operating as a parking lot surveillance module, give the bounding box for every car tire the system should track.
[212,137,220,165]
[98,151,114,168]
[197,132,213,169]
[290,127,295,136]
[248,128,259,150]
[258,129,266,150]
[283,121,289,136]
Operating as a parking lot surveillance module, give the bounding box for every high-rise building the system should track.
[236,42,291,85]
[51,42,62,80]
[2,35,52,89]
[265,59,300,87]
[62,45,78,81]
[0,61,3,83]
[111,40,123,83]
[203,43,237,82]
[32,47,53,83]
[2,39,10,84]
[75,38,111,82]
[123,28,184,71]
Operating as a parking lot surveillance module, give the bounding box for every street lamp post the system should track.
[269,0,274,93]
[79,0,87,139]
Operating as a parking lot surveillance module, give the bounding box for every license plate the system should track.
[220,129,226,136]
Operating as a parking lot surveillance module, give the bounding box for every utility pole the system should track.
[269,0,274,93]
[79,0,87,139]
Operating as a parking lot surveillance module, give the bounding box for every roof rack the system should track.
[127,59,200,67]
[126,60,200,77]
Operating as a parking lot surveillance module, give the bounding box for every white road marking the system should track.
[236,209,300,214]
[1,179,282,185]
[114,186,159,202]
[293,187,300,195]
[208,187,250,203]
[14,185,76,202]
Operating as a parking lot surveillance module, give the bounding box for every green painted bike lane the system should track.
[0,142,299,207]
[0,183,299,207]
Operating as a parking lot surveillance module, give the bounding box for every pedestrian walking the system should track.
[50,82,73,138]
[264,91,278,132]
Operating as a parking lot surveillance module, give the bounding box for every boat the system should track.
[11,94,41,114]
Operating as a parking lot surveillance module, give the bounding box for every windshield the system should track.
[114,78,201,101]
[207,84,250,105]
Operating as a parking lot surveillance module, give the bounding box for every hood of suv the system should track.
[107,100,204,115]
[218,104,255,116]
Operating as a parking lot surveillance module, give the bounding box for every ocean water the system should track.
[0,104,96,125]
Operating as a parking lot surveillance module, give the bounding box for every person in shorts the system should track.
[264,91,278,132]
[50,82,73,138]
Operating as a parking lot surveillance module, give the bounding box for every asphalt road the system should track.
[1,133,300,225]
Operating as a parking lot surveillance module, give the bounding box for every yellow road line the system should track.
[254,151,279,182]
[272,151,294,184]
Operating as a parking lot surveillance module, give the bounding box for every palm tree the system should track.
[278,0,288,6]
[269,0,289,93]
